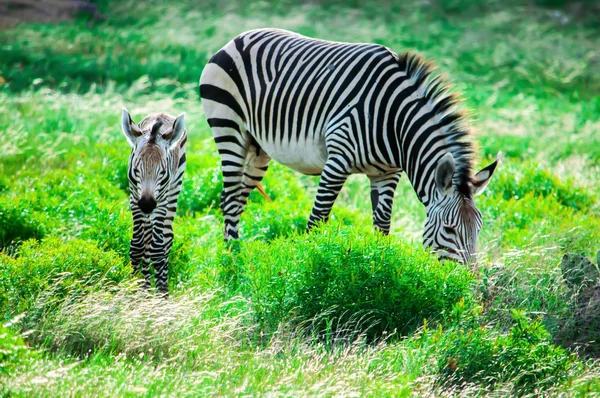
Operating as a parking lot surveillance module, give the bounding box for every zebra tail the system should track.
[255,183,272,202]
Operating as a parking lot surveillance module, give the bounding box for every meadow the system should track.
[1,0,600,396]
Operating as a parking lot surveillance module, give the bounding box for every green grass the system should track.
[1,0,600,396]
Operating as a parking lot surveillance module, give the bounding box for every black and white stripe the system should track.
[200,28,499,264]
[121,109,187,294]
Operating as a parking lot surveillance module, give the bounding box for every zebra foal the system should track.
[121,109,187,294]
[200,28,499,264]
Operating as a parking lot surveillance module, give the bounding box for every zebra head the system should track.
[423,152,500,264]
[121,108,186,214]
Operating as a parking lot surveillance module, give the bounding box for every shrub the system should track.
[240,201,312,242]
[0,237,130,321]
[438,306,577,395]
[81,143,131,193]
[164,215,224,290]
[177,151,223,215]
[177,153,313,217]
[0,199,44,251]
[0,323,35,376]
[229,224,474,339]
[1,167,132,257]
[485,161,595,212]
[555,252,600,355]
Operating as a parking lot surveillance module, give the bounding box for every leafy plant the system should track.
[233,224,474,339]
[0,323,35,376]
[0,237,130,321]
[438,306,577,395]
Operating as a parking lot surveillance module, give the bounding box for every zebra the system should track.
[199,28,499,264]
[121,108,187,294]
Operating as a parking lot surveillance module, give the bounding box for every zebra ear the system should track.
[435,152,455,195]
[121,108,142,147]
[471,152,501,196]
[164,113,186,149]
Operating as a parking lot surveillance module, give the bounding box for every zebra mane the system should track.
[138,113,176,146]
[396,52,476,195]
[148,121,163,144]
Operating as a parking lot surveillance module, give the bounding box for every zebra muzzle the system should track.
[435,248,464,263]
[138,195,157,214]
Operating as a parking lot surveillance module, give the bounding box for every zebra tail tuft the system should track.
[255,183,273,202]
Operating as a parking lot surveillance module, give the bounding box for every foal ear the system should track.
[164,113,186,149]
[435,152,456,195]
[121,108,142,147]
[471,152,501,196]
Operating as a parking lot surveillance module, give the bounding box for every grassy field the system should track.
[1,0,600,396]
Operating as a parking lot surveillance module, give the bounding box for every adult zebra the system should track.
[200,28,499,264]
[121,109,187,294]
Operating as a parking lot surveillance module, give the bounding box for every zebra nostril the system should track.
[138,195,157,214]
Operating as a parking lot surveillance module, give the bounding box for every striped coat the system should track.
[200,29,499,263]
[121,109,187,294]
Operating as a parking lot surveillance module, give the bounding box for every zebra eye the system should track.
[443,225,456,235]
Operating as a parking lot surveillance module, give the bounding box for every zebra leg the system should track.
[220,145,271,240]
[153,231,173,296]
[215,132,248,240]
[150,207,170,296]
[155,196,179,295]
[307,157,350,232]
[130,210,145,275]
[216,132,270,240]
[130,205,152,289]
[368,171,402,235]
[140,217,153,290]
[241,140,271,204]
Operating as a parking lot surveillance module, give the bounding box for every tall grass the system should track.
[1,0,600,395]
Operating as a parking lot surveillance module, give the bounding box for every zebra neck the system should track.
[401,144,469,208]
[395,116,472,208]
[404,161,437,208]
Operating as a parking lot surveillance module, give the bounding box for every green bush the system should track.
[81,143,131,193]
[0,25,209,94]
[485,162,595,212]
[481,191,600,253]
[242,201,371,242]
[0,237,130,321]
[177,151,223,215]
[163,216,224,290]
[0,324,35,376]
[0,167,132,257]
[178,153,314,217]
[438,305,577,395]
[240,201,312,242]
[0,199,44,251]
[229,224,474,339]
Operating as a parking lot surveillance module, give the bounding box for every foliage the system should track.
[437,304,577,394]
[486,161,596,212]
[235,225,473,339]
[0,198,45,251]
[0,323,35,377]
[0,238,130,321]
[31,286,233,362]
[0,0,599,395]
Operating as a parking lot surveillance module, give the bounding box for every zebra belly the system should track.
[258,139,328,175]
